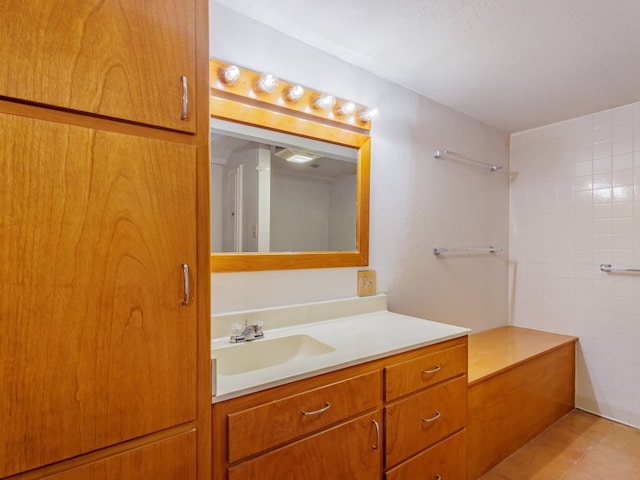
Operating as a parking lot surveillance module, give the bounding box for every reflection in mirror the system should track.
[211,120,358,253]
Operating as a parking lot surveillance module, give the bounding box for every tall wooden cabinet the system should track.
[0,1,210,479]
[212,336,468,480]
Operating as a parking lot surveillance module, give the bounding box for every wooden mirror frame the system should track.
[209,62,371,272]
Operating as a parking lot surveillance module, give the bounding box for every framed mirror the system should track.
[209,59,371,272]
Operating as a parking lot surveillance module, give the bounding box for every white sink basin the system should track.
[214,334,336,375]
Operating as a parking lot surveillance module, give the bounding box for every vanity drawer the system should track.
[228,411,382,480]
[385,376,466,468]
[385,343,467,401]
[227,370,381,462]
[385,429,466,480]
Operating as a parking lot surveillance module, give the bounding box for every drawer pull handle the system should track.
[180,75,188,120]
[302,402,331,416]
[435,475,442,480]
[422,411,441,423]
[181,264,189,305]
[372,419,380,450]
[422,365,442,374]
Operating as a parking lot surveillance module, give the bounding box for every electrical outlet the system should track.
[357,270,377,297]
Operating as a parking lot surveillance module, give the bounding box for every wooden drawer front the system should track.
[41,431,196,479]
[228,411,382,480]
[385,376,466,468]
[227,370,381,462]
[385,344,467,401]
[385,429,466,480]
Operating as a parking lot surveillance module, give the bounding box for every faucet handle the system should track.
[253,321,264,339]
[229,322,245,343]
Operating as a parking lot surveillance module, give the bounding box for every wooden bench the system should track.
[467,326,578,479]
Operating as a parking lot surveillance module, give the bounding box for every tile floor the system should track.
[478,409,640,479]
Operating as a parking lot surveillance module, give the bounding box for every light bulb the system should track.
[220,65,240,85]
[336,101,356,116]
[285,85,304,102]
[255,72,279,93]
[313,93,336,110]
[358,107,379,122]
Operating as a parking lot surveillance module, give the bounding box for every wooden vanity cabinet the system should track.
[211,336,468,480]
[0,0,210,478]
[0,0,196,133]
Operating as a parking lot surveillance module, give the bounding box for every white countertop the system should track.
[211,308,469,403]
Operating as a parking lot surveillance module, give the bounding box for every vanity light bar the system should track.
[210,58,375,131]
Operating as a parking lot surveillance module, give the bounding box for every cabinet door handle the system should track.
[180,76,188,120]
[422,411,441,423]
[435,475,442,480]
[181,264,189,305]
[301,402,331,416]
[422,365,442,374]
[371,419,380,450]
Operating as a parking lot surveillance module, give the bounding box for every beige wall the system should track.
[210,4,510,334]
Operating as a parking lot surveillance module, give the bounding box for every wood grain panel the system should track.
[0,0,196,132]
[41,431,196,480]
[228,412,382,480]
[385,376,467,468]
[0,112,197,477]
[210,96,369,148]
[468,326,577,384]
[227,371,381,462]
[385,429,467,480]
[385,344,467,401]
[467,342,576,479]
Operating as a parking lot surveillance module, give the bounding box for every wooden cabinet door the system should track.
[41,431,197,480]
[228,412,382,480]
[0,0,196,132]
[0,112,197,477]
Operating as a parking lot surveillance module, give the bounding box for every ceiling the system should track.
[213,0,640,133]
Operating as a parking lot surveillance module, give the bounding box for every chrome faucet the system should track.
[230,321,264,343]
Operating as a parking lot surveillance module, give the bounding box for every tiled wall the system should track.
[510,101,640,427]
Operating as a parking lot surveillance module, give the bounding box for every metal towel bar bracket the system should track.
[434,149,503,172]
[600,264,640,273]
[433,246,503,256]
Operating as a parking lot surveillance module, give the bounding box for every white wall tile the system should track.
[616,152,635,170]
[510,100,640,428]
[594,126,612,144]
